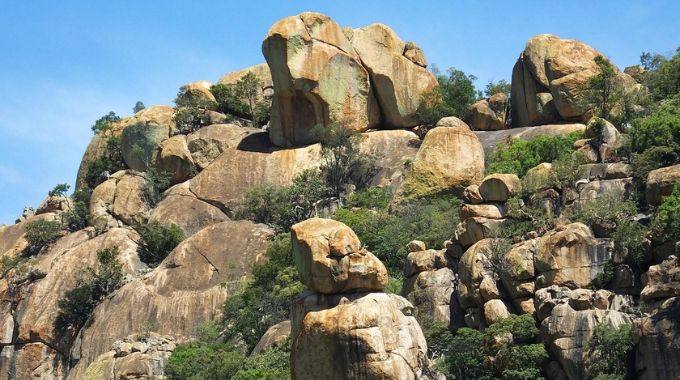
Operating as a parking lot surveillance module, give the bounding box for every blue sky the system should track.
[1,1,678,224]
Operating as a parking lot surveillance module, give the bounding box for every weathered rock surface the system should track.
[155,135,195,184]
[636,297,680,380]
[149,183,229,237]
[511,34,634,127]
[466,93,508,131]
[291,218,388,293]
[0,343,68,380]
[263,12,379,147]
[176,80,217,108]
[458,239,495,310]
[646,164,680,206]
[84,333,176,380]
[90,171,150,228]
[119,106,176,172]
[291,292,426,380]
[252,320,291,355]
[348,23,438,128]
[435,116,470,130]
[67,220,273,378]
[479,173,521,202]
[535,223,612,289]
[186,124,260,169]
[640,255,680,301]
[401,127,485,198]
[455,217,505,248]
[218,63,274,103]
[460,203,504,220]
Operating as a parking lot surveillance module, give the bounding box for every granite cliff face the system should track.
[1,11,678,380]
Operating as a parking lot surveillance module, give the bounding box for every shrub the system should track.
[345,186,392,209]
[642,47,680,102]
[91,111,120,134]
[580,56,622,121]
[210,83,249,117]
[137,221,184,266]
[591,261,615,290]
[165,343,244,380]
[24,219,62,253]
[651,181,680,246]
[85,135,127,189]
[62,189,92,231]
[222,234,303,351]
[485,79,511,97]
[503,195,556,236]
[486,132,582,177]
[236,170,329,232]
[48,183,70,197]
[552,151,589,191]
[143,167,172,206]
[432,314,547,380]
[56,247,124,333]
[133,101,145,113]
[173,95,214,134]
[628,96,680,155]
[630,145,678,188]
[232,342,290,380]
[416,66,479,125]
[210,74,271,126]
[567,194,637,236]
[586,323,634,379]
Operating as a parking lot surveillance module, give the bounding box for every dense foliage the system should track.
[48,183,70,197]
[24,219,62,254]
[651,181,680,247]
[91,111,120,134]
[416,66,479,124]
[641,47,680,102]
[143,167,172,206]
[236,170,329,232]
[55,247,124,333]
[586,323,634,379]
[210,72,270,126]
[485,79,511,97]
[486,132,583,177]
[62,189,92,231]
[85,135,127,189]
[136,221,184,266]
[427,314,547,379]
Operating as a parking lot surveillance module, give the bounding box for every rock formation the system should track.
[290,218,427,379]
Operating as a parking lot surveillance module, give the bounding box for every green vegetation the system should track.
[143,167,172,206]
[486,132,582,177]
[345,186,392,209]
[221,234,302,351]
[48,183,70,197]
[586,323,634,379]
[428,314,547,380]
[62,189,92,232]
[91,111,120,134]
[641,47,680,102]
[55,247,124,333]
[335,194,461,275]
[133,101,145,113]
[416,66,479,124]
[582,56,621,122]
[24,219,62,254]
[136,220,184,266]
[85,135,127,189]
[313,122,375,196]
[651,181,680,247]
[236,170,329,232]
[173,103,214,134]
[485,79,511,97]
[210,72,270,126]
[628,95,680,156]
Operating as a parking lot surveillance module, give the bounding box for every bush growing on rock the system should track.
[345,186,392,209]
[585,323,634,379]
[55,247,124,334]
[210,73,271,126]
[642,47,680,102]
[24,219,62,254]
[143,167,172,206]
[485,79,511,97]
[221,234,302,351]
[62,189,91,231]
[91,111,120,134]
[486,132,582,177]
[651,181,680,247]
[165,342,244,380]
[48,183,70,197]
[416,66,479,125]
[132,101,145,113]
[628,95,680,156]
[236,169,329,232]
[137,220,184,266]
[85,135,127,189]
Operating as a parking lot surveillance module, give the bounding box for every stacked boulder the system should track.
[262,12,437,147]
[466,92,509,131]
[511,34,639,128]
[290,218,427,379]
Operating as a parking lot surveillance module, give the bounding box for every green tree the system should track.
[48,183,70,197]
[235,72,262,121]
[165,343,244,380]
[91,111,121,134]
[136,221,184,266]
[143,167,172,206]
[586,323,634,379]
[416,66,479,124]
[582,56,621,121]
[485,79,511,97]
[651,181,680,247]
[628,95,680,156]
[133,101,145,113]
[85,135,127,189]
[55,247,124,333]
[642,47,680,101]
[62,189,92,231]
[24,219,62,254]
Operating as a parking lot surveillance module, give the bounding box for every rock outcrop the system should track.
[511,34,636,127]
[466,93,508,131]
[290,218,426,379]
[646,164,680,206]
[90,170,150,228]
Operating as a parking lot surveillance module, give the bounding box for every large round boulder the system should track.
[262,12,379,147]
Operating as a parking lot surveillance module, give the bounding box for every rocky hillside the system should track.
[2,11,680,380]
